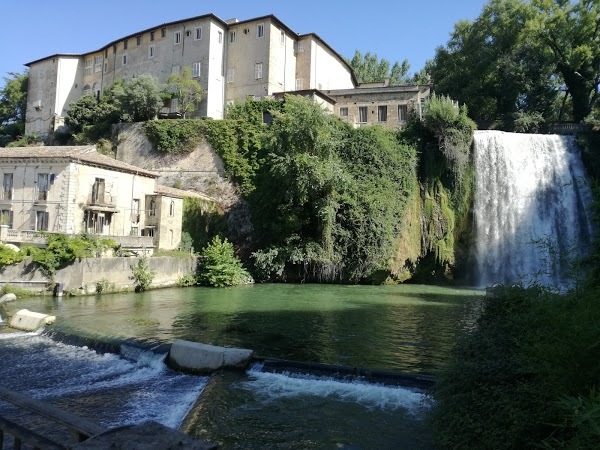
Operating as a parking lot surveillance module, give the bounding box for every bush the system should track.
[177,273,198,287]
[0,244,23,268]
[131,256,155,292]
[198,236,251,287]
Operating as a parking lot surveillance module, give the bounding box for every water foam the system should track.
[473,131,593,287]
[243,366,428,413]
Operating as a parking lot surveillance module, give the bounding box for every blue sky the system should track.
[0,0,487,79]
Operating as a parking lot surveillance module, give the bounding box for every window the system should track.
[148,45,155,58]
[169,200,175,217]
[186,30,191,37]
[148,197,156,216]
[92,178,105,203]
[339,107,348,117]
[35,211,48,231]
[297,42,305,53]
[257,24,264,38]
[94,56,102,73]
[104,49,108,58]
[2,173,13,200]
[92,82,100,100]
[358,107,368,123]
[84,59,92,76]
[171,65,180,75]
[136,36,141,46]
[227,68,235,83]
[161,28,166,38]
[123,40,128,50]
[229,31,236,43]
[280,30,285,44]
[398,104,408,122]
[378,105,388,122]
[150,31,155,41]
[192,62,201,78]
[37,173,49,200]
[131,199,140,224]
[255,63,263,80]
[171,98,179,113]
[174,31,182,45]
[195,27,202,40]
[218,31,223,43]
[295,78,302,90]
[83,84,91,95]
[104,62,108,73]
[0,209,13,228]
[113,45,117,54]
[122,54,127,65]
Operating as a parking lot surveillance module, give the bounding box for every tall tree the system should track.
[0,72,28,143]
[349,50,410,85]
[526,0,600,122]
[165,67,205,118]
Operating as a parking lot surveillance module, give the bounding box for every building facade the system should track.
[0,146,197,251]
[24,13,429,137]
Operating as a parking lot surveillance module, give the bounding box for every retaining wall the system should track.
[0,256,198,293]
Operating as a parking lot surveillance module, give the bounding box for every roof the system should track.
[273,89,337,105]
[24,13,359,86]
[0,146,159,178]
[326,84,432,97]
[155,184,218,202]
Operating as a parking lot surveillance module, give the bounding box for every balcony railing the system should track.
[0,189,13,201]
[0,228,154,249]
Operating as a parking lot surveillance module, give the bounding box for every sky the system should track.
[0,0,488,79]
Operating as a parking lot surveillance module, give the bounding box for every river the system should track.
[1,284,482,448]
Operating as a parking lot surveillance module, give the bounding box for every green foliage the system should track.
[5,133,42,147]
[431,0,599,124]
[511,109,545,133]
[348,50,411,85]
[95,278,115,294]
[198,236,251,287]
[144,119,205,154]
[22,233,118,276]
[0,244,23,268]
[66,77,162,141]
[182,197,226,253]
[1,283,37,298]
[177,273,198,287]
[165,67,205,118]
[432,283,600,449]
[131,256,154,292]
[0,72,28,145]
[177,231,194,253]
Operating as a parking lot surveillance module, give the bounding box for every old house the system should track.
[0,146,196,252]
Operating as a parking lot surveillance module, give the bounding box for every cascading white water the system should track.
[473,130,594,288]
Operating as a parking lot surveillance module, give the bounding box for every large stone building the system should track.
[0,146,203,252]
[24,13,429,136]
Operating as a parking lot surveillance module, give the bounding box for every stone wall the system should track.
[0,256,198,293]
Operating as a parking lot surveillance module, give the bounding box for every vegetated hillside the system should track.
[140,95,475,284]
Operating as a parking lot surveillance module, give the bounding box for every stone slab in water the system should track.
[168,339,253,373]
[73,421,216,449]
[9,309,55,331]
[0,293,17,304]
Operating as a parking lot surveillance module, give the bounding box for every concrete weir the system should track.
[167,340,254,374]
[9,309,56,332]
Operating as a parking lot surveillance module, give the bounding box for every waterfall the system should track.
[473,130,594,288]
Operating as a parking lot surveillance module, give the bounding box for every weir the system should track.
[472,130,594,288]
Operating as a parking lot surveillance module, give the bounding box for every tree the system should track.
[120,75,162,122]
[198,236,251,287]
[348,50,410,85]
[165,67,205,118]
[526,0,600,122]
[0,72,28,144]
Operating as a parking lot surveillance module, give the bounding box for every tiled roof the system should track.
[155,184,218,202]
[0,146,159,178]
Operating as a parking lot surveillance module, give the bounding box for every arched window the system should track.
[83,84,91,95]
[169,200,175,217]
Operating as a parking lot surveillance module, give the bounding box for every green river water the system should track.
[4,283,483,448]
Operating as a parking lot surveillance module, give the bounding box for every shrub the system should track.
[177,273,198,287]
[131,256,155,292]
[0,244,23,268]
[198,236,251,287]
[95,278,115,294]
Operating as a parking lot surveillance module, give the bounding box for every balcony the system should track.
[0,227,154,251]
[0,189,13,201]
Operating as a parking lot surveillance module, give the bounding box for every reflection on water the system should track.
[8,284,482,373]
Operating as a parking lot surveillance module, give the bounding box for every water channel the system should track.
[1,284,483,448]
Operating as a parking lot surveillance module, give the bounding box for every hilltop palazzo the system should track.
[24,13,430,137]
